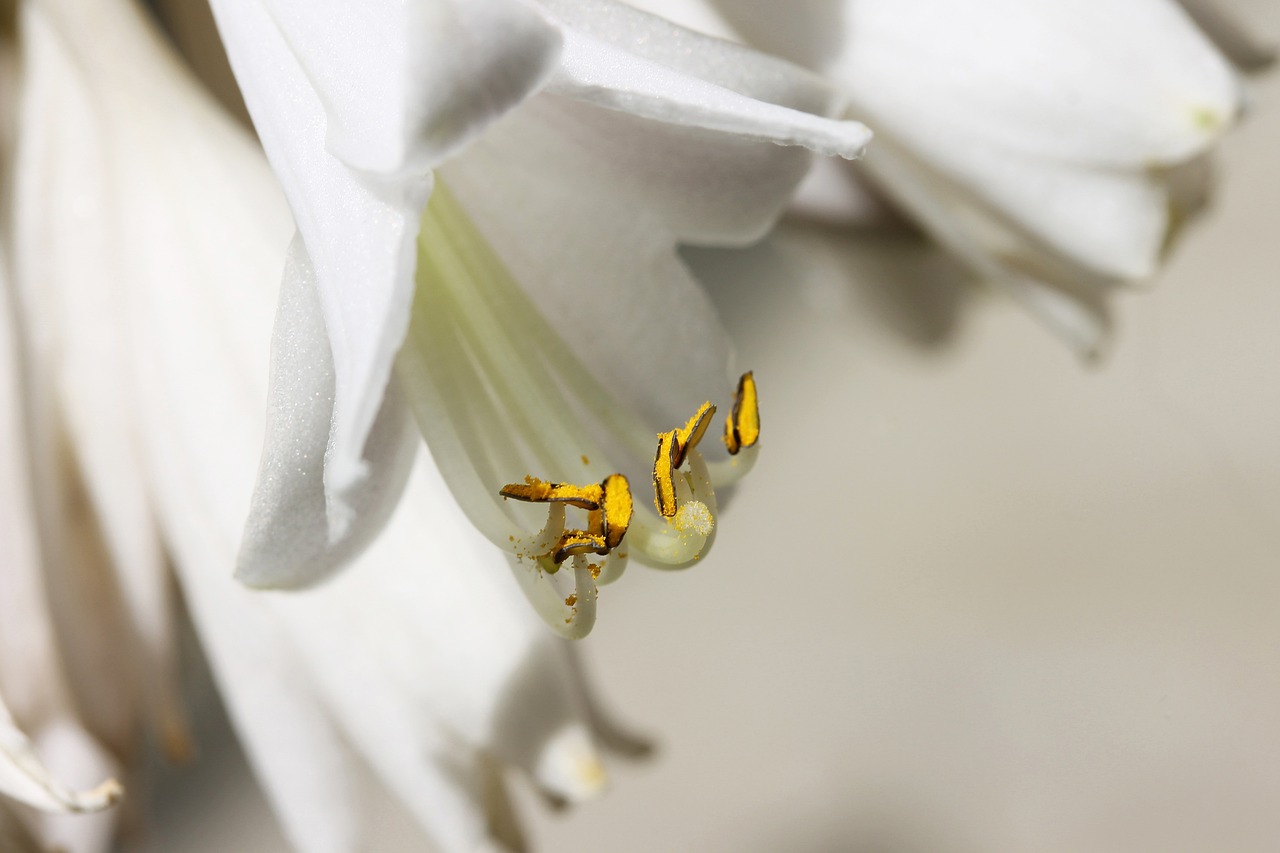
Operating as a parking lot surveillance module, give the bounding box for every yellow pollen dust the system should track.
[652,402,716,518]
[723,371,760,455]
[500,473,633,564]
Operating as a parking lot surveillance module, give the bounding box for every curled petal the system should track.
[208,0,562,521]
[256,0,563,176]
[542,0,871,159]
[236,239,418,590]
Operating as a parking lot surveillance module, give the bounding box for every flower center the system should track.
[397,179,761,638]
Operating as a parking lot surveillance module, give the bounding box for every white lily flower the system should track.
[633,0,1247,355]
[207,0,872,636]
[8,0,866,848]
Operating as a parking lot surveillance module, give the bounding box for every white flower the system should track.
[6,0,867,849]
[208,0,872,635]
[633,0,1248,355]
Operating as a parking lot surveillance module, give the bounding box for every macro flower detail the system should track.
[636,0,1248,354]
[394,178,767,637]
[210,0,871,635]
[6,0,726,848]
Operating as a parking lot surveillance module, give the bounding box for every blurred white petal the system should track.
[16,0,193,758]
[700,0,1245,352]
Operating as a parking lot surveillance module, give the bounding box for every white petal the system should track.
[207,0,427,505]
[916,137,1171,280]
[542,0,871,159]
[236,239,419,590]
[119,145,368,853]
[440,95,738,430]
[12,0,189,752]
[829,0,1241,167]
[436,23,874,427]
[255,0,563,175]
[0,698,120,815]
[0,249,119,824]
[711,0,1243,292]
[860,138,1112,356]
[16,1,366,847]
[268,452,611,828]
[0,247,59,738]
[207,0,561,516]
[125,259,367,852]
[436,30,870,426]
[70,5,526,845]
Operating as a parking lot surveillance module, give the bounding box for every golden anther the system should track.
[673,402,715,467]
[592,473,633,550]
[723,371,760,455]
[553,531,609,563]
[501,473,633,564]
[653,401,717,518]
[653,401,718,518]
[500,476,601,510]
[652,430,680,517]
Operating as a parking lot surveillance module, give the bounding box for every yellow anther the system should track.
[653,401,717,518]
[652,430,680,518]
[723,371,760,455]
[553,531,609,564]
[672,402,715,467]
[500,476,601,510]
[593,473,633,550]
[501,473,633,564]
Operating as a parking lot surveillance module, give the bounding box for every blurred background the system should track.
[143,2,1280,850]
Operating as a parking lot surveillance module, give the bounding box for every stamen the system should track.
[653,402,716,518]
[593,474,633,551]
[723,371,760,455]
[400,180,765,636]
[673,402,716,468]
[652,431,680,518]
[500,477,603,511]
[553,531,608,563]
[501,474,633,565]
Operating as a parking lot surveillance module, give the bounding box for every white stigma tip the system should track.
[673,500,714,537]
